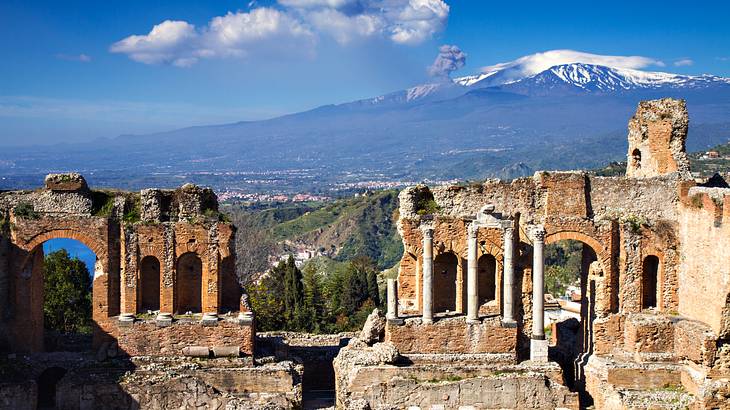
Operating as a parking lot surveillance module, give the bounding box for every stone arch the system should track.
[433,251,458,313]
[10,227,110,353]
[544,230,609,275]
[138,255,161,312]
[20,228,107,266]
[175,252,203,314]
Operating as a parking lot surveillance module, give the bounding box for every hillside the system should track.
[221,190,403,283]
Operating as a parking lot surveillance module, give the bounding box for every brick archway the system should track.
[544,230,609,275]
[8,220,115,353]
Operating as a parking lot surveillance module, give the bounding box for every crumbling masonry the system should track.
[333,99,730,409]
[0,178,303,409]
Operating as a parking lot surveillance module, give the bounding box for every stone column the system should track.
[387,278,398,320]
[531,225,548,362]
[421,226,434,324]
[466,223,479,323]
[501,226,517,327]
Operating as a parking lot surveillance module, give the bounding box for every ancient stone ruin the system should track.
[1,97,729,409]
[0,178,302,409]
[333,98,730,409]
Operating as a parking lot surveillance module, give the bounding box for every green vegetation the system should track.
[91,191,115,217]
[13,202,39,219]
[221,190,403,285]
[544,240,584,297]
[43,249,92,334]
[591,161,626,177]
[248,255,382,333]
[123,197,141,224]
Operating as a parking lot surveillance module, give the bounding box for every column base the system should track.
[501,319,517,328]
[421,317,433,325]
[466,317,480,324]
[530,338,549,363]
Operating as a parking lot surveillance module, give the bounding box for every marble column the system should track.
[501,226,516,327]
[531,225,548,362]
[387,278,398,320]
[466,223,479,323]
[422,226,434,324]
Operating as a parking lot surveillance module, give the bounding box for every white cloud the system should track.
[305,9,383,44]
[110,20,199,66]
[389,0,449,45]
[111,9,316,66]
[674,58,693,67]
[478,50,665,83]
[278,0,356,8]
[111,1,450,66]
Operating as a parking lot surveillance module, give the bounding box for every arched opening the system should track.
[631,148,642,169]
[176,252,202,314]
[642,255,659,309]
[544,238,600,401]
[16,238,96,353]
[138,256,160,312]
[433,252,457,313]
[477,254,497,304]
[36,366,67,410]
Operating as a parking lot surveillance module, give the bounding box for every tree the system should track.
[283,256,305,330]
[302,264,324,333]
[43,250,92,334]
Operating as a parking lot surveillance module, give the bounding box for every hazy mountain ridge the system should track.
[2,53,730,191]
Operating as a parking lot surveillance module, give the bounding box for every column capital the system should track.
[531,224,546,243]
[421,225,434,239]
[467,222,478,239]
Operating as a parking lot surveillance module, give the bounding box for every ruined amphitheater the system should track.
[1,98,730,409]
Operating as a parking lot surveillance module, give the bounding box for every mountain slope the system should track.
[2,51,730,191]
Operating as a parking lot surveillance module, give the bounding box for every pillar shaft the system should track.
[467,223,479,322]
[532,226,546,339]
[387,278,398,320]
[502,226,516,326]
[422,227,434,324]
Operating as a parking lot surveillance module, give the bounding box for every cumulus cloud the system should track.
[278,0,356,8]
[305,9,383,44]
[111,1,450,66]
[111,9,316,66]
[389,0,449,45]
[674,58,693,67]
[56,53,92,63]
[478,50,665,83]
[428,44,465,78]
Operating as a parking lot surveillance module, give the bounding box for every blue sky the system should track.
[1,0,728,145]
[44,238,96,276]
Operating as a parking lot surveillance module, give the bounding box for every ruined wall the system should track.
[385,316,516,355]
[114,318,254,357]
[626,98,690,178]
[0,174,244,355]
[0,356,301,410]
[677,186,730,337]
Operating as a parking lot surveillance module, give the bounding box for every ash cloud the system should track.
[428,45,466,79]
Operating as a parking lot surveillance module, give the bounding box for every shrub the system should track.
[13,202,39,219]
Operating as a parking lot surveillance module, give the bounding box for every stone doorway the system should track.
[175,252,202,314]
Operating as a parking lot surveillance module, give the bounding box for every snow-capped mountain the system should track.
[498,63,730,94]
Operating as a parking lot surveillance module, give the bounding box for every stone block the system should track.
[623,313,674,354]
[44,173,89,192]
[530,338,548,363]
